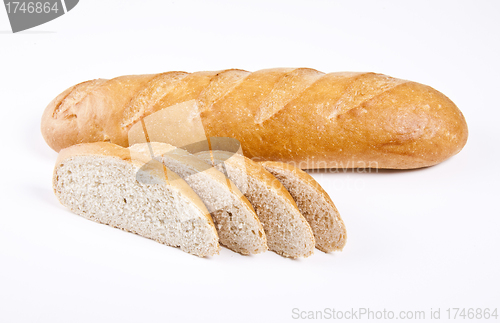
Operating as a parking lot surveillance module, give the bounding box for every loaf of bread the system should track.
[41,68,468,169]
[196,150,316,258]
[129,142,267,255]
[53,142,220,257]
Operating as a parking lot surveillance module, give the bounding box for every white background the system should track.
[1,1,499,322]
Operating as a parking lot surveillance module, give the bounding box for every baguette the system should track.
[260,161,346,252]
[53,142,220,257]
[129,142,267,255]
[41,68,468,169]
[196,150,315,258]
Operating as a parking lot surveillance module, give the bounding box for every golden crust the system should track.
[42,69,468,169]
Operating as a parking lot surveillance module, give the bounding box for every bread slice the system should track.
[53,142,220,257]
[129,143,267,255]
[195,151,315,258]
[260,161,347,252]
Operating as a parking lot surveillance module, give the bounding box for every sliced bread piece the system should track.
[53,142,220,257]
[260,161,347,252]
[195,150,315,258]
[129,143,267,255]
